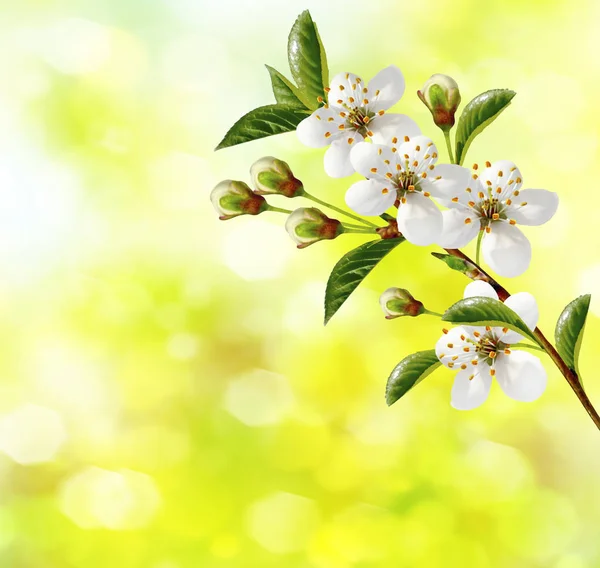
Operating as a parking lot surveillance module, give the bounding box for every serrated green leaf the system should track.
[215,104,310,150]
[287,10,328,111]
[265,65,310,109]
[324,238,405,325]
[555,294,591,378]
[454,89,516,166]
[386,350,441,406]
[442,296,539,345]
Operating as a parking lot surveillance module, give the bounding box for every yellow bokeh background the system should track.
[1,0,600,566]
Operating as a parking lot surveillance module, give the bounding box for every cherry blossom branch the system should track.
[444,247,600,430]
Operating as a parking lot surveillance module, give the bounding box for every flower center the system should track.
[467,328,511,366]
[475,197,508,225]
[343,107,376,136]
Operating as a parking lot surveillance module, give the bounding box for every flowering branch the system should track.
[211,9,598,434]
[444,247,600,429]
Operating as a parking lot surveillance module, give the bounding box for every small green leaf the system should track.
[386,350,441,406]
[265,65,310,109]
[287,10,328,111]
[454,89,516,166]
[442,296,539,345]
[324,238,405,325]
[215,104,310,150]
[555,294,591,377]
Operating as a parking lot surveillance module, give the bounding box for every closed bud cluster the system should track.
[285,207,343,249]
[251,156,304,198]
[379,288,425,319]
[210,180,269,220]
[417,74,461,131]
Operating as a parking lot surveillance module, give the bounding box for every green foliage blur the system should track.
[1,0,600,566]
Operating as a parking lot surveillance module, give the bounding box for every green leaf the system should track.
[287,10,328,111]
[215,104,310,150]
[442,296,539,345]
[324,238,405,325]
[265,65,310,109]
[454,89,516,166]
[386,350,441,406]
[555,294,591,377]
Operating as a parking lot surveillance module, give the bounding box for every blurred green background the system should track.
[1,0,600,566]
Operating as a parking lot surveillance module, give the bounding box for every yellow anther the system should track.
[317,96,324,103]
[325,132,331,138]
[363,98,369,105]
[442,328,449,334]
[370,168,378,173]
[423,191,431,197]
[464,218,472,224]
[485,226,491,233]
[447,343,454,348]
[392,137,398,144]
[489,351,497,359]
[404,136,410,142]
[506,199,512,205]
[509,219,516,225]
[381,188,389,194]
[492,213,500,220]
[415,145,421,151]
[451,197,459,203]
[498,170,503,177]
[490,369,496,376]
[339,85,345,90]
[349,96,355,103]
[468,201,475,207]
[485,161,492,167]
[473,163,479,170]
[347,138,354,144]
[521,201,528,206]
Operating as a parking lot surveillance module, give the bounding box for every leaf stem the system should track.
[475,229,483,265]
[444,131,455,164]
[511,342,546,353]
[423,309,444,318]
[304,192,379,228]
[267,206,293,214]
[443,247,600,430]
[343,227,377,234]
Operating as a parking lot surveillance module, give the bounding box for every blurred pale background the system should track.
[1,0,600,566]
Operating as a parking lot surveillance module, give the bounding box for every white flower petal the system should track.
[369,114,421,145]
[501,292,539,343]
[438,209,480,248]
[463,281,499,300]
[482,222,531,278]
[494,350,547,402]
[296,108,339,148]
[504,292,539,330]
[435,326,470,363]
[508,189,559,226]
[324,139,355,178]
[430,164,473,204]
[328,72,362,109]
[367,65,405,111]
[451,368,492,410]
[396,192,442,246]
[345,179,395,216]
[349,142,398,181]
[478,160,523,198]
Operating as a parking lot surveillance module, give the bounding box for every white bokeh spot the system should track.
[0,404,67,465]
[59,467,161,530]
[223,369,294,426]
[247,492,320,554]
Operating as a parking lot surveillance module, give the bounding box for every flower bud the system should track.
[379,288,425,319]
[210,180,269,220]
[250,156,304,197]
[417,74,461,132]
[285,207,343,249]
